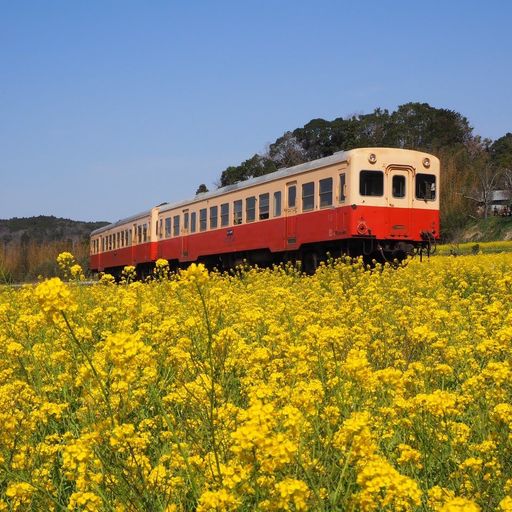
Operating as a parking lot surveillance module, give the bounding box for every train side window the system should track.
[143,224,148,242]
[234,200,243,225]
[127,229,132,245]
[191,212,197,233]
[173,215,180,236]
[121,231,125,247]
[200,208,207,231]
[288,185,297,208]
[339,173,346,202]
[158,219,163,238]
[246,196,256,222]
[117,232,120,248]
[393,176,406,198]
[210,206,218,229]
[221,203,229,226]
[360,170,383,196]
[302,181,315,211]
[259,193,269,219]
[165,218,171,237]
[319,178,333,207]
[274,191,282,217]
[416,174,436,200]
[184,211,189,231]
[137,226,142,244]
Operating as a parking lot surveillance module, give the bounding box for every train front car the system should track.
[347,148,440,262]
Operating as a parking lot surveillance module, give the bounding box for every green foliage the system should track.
[490,133,512,170]
[195,184,209,195]
[218,102,476,188]
[220,154,277,187]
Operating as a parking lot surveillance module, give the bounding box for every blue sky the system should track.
[1,0,511,221]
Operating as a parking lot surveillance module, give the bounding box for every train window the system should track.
[127,229,132,245]
[274,191,282,217]
[117,232,120,248]
[191,212,197,233]
[108,235,112,251]
[184,211,189,231]
[173,215,180,236]
[339,173,346,202]
[121,231,125,247]
[360,171,383,196]
[416,174,436,200]
[288,185,297,208]
[259,193,269,219]
[221,203,229,226]
[143,224,148,242]
[137,225,142,244]
[246,196,256,222]
[319,178,333,207]
[200,208,207,231]
[210,206,218,229]
[158,219,163,238]
[234,200,243,225]
[393,176,406,198]
[165,218,171,237]
[302,182,315,211]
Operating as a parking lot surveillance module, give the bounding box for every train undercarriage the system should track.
[98,236,436,279]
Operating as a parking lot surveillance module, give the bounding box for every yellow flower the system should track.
[34,277,76,323]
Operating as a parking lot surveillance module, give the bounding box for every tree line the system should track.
[207,103,512,239]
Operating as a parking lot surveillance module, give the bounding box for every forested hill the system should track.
[217,102,512,238]
[0,216,109,246]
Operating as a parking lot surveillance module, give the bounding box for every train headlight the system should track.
[423,157,431,168]
[368,153,377,164]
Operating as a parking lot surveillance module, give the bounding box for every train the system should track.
[89,147,440,275]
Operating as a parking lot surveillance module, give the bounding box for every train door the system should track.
[285,182,297,246]
[182,210,189,259]
[132,223,137,265]
[336,171,347,235]
[386,166,413,237]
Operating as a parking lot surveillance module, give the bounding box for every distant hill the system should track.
[0,216,109,246]
[0,216,110,281]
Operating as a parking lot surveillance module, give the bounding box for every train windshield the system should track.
[416,174,436,200]
[360,170,383,196]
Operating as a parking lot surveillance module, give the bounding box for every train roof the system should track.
[159,149,355,214]
[91,147,436,236]
[91,209,151,236]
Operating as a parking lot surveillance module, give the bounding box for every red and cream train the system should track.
[89,147,440,274]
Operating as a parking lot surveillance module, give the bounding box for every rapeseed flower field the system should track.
[1,253,512,511]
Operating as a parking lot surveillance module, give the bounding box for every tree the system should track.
[268,132,307,168]
[490,133,512,192]
[195,184,209,195]
[460,140,502,219]
[219,154,277,187]
[385,103,473,151]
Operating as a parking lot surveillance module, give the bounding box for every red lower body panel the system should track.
[90,205,439,271]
